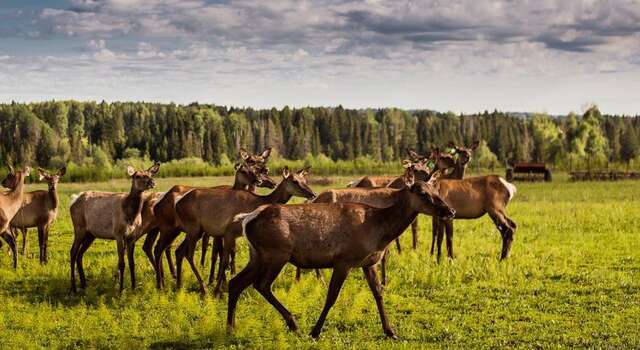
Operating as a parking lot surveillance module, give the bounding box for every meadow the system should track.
[0,174,638,349]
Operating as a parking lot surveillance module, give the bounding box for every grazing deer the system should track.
[228,169,455,339]
[69,163,159,293]
[8,167,65,264]
[430,141,478,258]
[433,174,517,261]
[150,151,274,290]
[169,166,316,296]
[0,165,32,269]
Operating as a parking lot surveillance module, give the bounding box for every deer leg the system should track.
[200,233,210,267]
[214,235,235,298]
[175,239,188,289]
[380,248,388,286]
[20,228,27,256]
[315,269,324,283]
[126,240,136,290]
[142,229,158,270]
[116,239,126,293]
[430,218,438,256]
[153,229,179,289]
[489,212,516,260]
[1,231,17,269]
[310,265,351,339]
[165,246,177,279]
[394,238,402,254]
[411,218,418,249]
[295,268,302,282]
[230,246,237,275]
[227,260,260,332]
[436,222,445,263]
[43,224,50,264]
[445,220,454,260]
[76,235,96,289]
[254,259,297,331]
[185,235,208,295]
[208,236,222,286]
[69,235,83,293]
[37,226,45,264]
[363,265,397,339]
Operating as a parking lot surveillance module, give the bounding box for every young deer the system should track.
[69,163,159,293]
[0,165,32,269]
[229,169,454,339]
[430,141,478,258]
[149,152,273,290]
[9,167,65,264]
[170,166,316,296]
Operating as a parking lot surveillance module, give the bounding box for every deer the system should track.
[69,163,159,293]
[430,141,478,258]
[0,165,32,269]
[297,160,450,284]
[345,150,456,252]
[149,149,274,290]
[167,166,316,296]
[430,146,517,261]
[8,167,65,264]
[228,168,455,339]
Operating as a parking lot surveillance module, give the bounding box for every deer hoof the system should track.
[385,328,398,339]
[285,317,298,331]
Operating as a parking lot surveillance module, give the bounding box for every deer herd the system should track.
[0,143,517,340]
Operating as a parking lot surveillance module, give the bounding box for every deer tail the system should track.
[499,177,517,202]
[69,192,83,207]
[234,205,270,237]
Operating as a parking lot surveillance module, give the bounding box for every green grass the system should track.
[0,175,639,349]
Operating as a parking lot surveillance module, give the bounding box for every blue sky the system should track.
[1,0,640,115]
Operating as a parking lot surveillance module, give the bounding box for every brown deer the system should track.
[9,167,65,264]
[169,166,316,296]
[298,161,448,284]
[433,174,517,261]
[228,169,454,339]
[69,163,159,293]
[430,141,478,258]
[0,165,32,269]
[149,150,273,290]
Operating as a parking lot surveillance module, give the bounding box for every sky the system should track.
[1,0,639,115]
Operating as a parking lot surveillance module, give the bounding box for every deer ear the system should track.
[471,140,480,150]
[428,170,442,186]
[402,159,412,169]
[23,166,31,177]
[38,168,46,181]
[298,165,311,177]
[127,165,136,177]
[403,168,415,187]
[239,148,249,160]
[58,167,67,177]
[407,149,421,161]
[147,162,160,176]
[282,166,291,178]
[260,147,272,160]
[234,163,241,171]
[8,164,14,173]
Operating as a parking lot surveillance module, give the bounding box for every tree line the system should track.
[1,101,639,176]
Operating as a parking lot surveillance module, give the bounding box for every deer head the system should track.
[403,168,454,219]
[2,164,31,190]
[38,166,66,189]
[448,141,479,166]
[127,162,159,192]
[238,147,276,189]
[282,166,316,199]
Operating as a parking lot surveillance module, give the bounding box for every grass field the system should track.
[0,174,639,349]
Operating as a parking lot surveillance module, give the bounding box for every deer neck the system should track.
[260,180,292,205]
[375,190,418,247]
[122,185,145,225]
[232,173,251,191]
[448,161,467,179]
[47,183,59,210]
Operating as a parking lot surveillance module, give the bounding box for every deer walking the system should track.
[9,167,65,264]
[167,166,315,296]
[69,163,159,292]
[0,165,32,269]
[228,169,455,339]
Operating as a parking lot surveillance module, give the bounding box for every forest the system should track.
[0,101,639,180]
